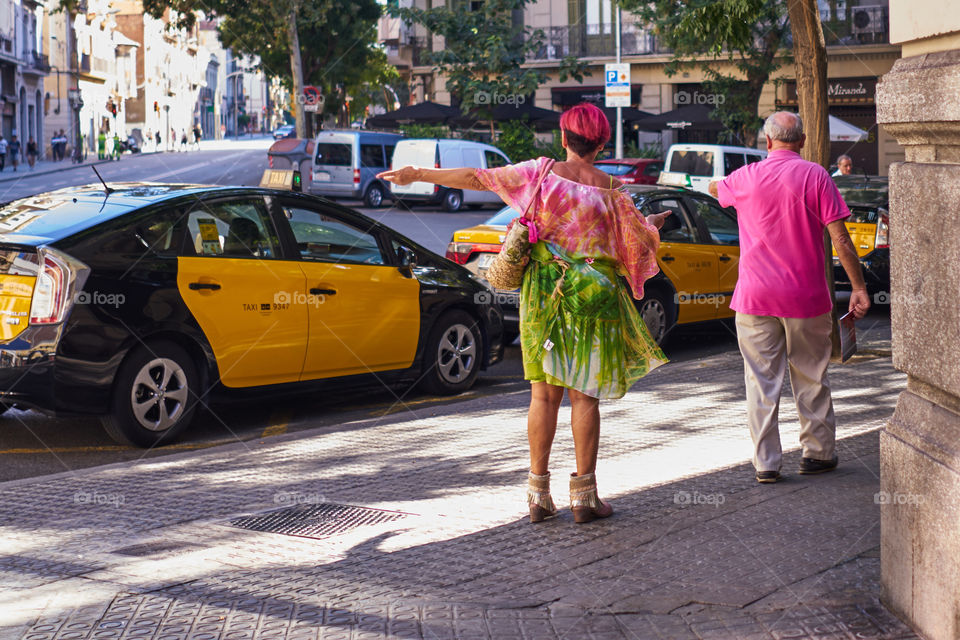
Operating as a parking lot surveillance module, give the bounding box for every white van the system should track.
[660,144,766,194]
[390,139,511,211]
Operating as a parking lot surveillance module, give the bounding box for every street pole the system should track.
[614,3,623,159]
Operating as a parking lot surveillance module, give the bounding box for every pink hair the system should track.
[560,103,610,147]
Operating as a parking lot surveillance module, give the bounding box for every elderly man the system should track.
[832,154,853,176]
[709,111,870,483]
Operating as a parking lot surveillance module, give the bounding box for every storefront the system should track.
[778,77,879,174]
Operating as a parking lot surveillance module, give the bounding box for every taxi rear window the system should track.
[0,248,39,275]
[847,206,883,224]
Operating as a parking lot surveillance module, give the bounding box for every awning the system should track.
[113,32,140,48]
[633,104,723,131]
[828,114,868,142]
[365,101,461,128]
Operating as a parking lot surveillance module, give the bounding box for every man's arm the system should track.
[827,219,871,319]
[708,181,720,198]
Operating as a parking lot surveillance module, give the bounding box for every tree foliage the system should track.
[389,0,584,127]
[620,0,790,146]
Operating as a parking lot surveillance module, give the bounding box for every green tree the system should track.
[389,0,584,138]
[620,0,790,146]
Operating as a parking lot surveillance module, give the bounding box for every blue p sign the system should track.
[606,70,618,84]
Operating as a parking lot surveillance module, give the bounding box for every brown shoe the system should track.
[569,472,614,523]
[527,472,558,523]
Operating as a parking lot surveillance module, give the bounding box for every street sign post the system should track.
[604,63,630,108]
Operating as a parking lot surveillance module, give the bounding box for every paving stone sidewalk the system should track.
[0,341,920,639]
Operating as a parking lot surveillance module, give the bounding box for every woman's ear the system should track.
[560,130,568,150]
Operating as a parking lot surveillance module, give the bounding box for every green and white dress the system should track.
[477,157,667,399]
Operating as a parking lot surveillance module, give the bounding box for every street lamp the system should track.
[164,104,170,152]
[68,88,83,162]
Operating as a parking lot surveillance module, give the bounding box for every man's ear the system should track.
[798,133,806,150]
[765,135,773,151]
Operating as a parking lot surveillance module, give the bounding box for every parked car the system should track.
[831,175,889,294]
[0,182,504,447]
[594,158,664,185]
[660,143,766,194]
[273,124,295,140]
[310,130,404,207]
[389,139,511,212]
[447,183,741,345]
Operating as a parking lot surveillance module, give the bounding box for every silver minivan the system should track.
[310,130,405,207]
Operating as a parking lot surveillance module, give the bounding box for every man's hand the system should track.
[708,181,720,198]
[646,210,673,230]
[377,166,421,186]
[849,288,870,319]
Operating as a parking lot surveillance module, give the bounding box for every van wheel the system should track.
[420,310,481,395]
[101,342,199,447]
[442,189,463,212]
[636,289,674,346]
[364,183,385,208]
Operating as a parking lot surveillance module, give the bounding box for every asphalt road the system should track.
[0,142,889,482]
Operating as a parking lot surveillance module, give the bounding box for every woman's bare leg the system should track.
[528,382,565,475]
[569,388,601,476]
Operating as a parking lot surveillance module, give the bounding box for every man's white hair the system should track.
[763,111,804,143]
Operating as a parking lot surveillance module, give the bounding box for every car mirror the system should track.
[398,247,418,276]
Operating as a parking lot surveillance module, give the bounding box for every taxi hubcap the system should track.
[437,323,476,384]
[641,299,666,343]
[131,358,189,431]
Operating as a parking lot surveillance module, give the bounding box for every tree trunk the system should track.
[787,0,829,167]
[287,3,306,139]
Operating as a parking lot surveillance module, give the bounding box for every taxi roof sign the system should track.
[657,171,692,188]
[260,169,302,192]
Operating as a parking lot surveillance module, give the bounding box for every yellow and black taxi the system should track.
[0,183,504,447]
[831,175,889,293]
[447,185,740,345]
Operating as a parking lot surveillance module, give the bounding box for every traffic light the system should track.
[110,103,117,116]
[153,101,159,113]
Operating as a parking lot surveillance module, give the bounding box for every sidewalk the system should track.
[0,337,919,639]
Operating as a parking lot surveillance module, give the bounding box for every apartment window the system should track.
[586,0,613,35]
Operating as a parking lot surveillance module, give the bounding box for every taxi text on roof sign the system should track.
[259,169,302,192]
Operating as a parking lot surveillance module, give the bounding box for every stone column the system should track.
[876,12,960,638]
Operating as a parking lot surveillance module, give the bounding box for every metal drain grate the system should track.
[227,503,409,540]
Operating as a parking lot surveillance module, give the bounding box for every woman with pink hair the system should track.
[379,103,670,524]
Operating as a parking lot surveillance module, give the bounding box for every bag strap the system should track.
[521,158,556,222]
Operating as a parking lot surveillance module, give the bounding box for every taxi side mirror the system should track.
[398,247,418,276]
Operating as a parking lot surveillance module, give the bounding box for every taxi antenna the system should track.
[91,165,115,195]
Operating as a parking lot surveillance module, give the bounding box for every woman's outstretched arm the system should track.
[377,166,488,191]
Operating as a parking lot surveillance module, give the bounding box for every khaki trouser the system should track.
[735,312,836,472]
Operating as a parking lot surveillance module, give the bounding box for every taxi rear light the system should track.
[268,156,274,169]
[29,248,89,325]
[445,242,501,265]
[875,212,889,249]
[353,169,360,186]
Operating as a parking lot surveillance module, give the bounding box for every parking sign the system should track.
[605,63,631,108]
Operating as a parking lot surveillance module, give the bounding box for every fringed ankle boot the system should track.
[569,472,614,524]
[527,472,558,523]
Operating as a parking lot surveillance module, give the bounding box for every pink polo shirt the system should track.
[716,149,850,318]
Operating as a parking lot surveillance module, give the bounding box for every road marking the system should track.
[261,411,292,438]
[367,392,479,417]
[142,152,249,181]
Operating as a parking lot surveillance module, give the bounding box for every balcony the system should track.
[820,5,889,46]
[528,23,666,61]
[410,36,433,67]
[29,50,49,72]
[0,36,12,57]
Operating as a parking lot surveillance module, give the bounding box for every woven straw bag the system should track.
[486,159,555,291]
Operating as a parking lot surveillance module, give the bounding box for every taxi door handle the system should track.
[310,288,337,296]
[189,282,221,291]
[718,255,732,262]
[661,255,675,263]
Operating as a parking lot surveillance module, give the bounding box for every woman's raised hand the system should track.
[645,209,673,230]
[377,166,421,186]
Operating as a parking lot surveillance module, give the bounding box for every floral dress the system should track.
[476,157,667,399]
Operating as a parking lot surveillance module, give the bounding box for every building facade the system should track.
[383,0,904,174]
[0,0,48,158]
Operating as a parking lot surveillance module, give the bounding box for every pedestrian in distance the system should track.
[379,103,672,524]
[832,154,853,176]
[53,130,67,161]
[111,133,121,161]
[26,136,37,169]
[97,129,106,160]
[708,111,871,485]
[155,130,161,151]
[0,134,7,172]
[193,124,202,150]
[9,135,20,171]
[180,130,188,151]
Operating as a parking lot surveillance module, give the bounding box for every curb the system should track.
[0,158,115,184]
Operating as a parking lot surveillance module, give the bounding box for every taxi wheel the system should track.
[101,342,199,447]
[364,183,385,208]
[637,289,674,346]
[420,310,481,395]
[442,190,463,212]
